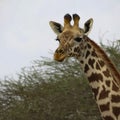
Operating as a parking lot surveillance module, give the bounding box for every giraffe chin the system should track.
[54,54,66,62]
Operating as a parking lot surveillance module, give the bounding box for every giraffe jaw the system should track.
[54,53,66,62]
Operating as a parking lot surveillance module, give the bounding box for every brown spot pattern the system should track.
[74,47,80,53]
[85,50,90,58]
[111,95,120,103]
[96,62,101,70]
[86,37,120,86]
[112,81,119,92]
[99,102,110,112]
[92,87,99,100]
[84,64,89,73]
[105,81,111,87]
[87,44,91,49]
[80,60,84,64]
[103,69,111,77]
[98,60,105,67]
[84,45,87,49]
[91,50,98,57]
[88,58,95,68]
[112,107,120,118]
[103,116,114,120]
[99,86,109,99]
[88,73,103,82]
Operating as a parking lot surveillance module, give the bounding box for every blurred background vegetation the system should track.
[0,40,120,120]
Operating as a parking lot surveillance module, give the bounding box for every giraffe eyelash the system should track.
[55,38,60,42]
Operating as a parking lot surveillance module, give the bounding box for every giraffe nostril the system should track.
[59,49,64,54]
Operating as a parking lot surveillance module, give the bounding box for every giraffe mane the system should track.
[85,36,120,87]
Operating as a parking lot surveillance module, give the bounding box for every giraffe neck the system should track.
[78,36,120,120]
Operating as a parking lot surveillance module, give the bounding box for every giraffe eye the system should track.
[74,37,82,42]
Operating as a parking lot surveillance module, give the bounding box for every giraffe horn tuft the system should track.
[64,14,72,27]
[73,14,80,28]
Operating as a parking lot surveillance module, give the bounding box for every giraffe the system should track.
[49,14,120,120]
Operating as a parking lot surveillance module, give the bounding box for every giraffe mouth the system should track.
[54,53,66,62]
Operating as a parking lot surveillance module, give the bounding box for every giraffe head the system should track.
[49,14,93,62]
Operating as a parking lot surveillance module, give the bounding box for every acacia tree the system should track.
[0,40,119,120]
[100,40,120,70]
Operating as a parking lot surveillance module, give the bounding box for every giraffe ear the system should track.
[49,21,63,35]
[84,18,93,35]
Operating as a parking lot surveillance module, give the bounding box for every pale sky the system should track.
[0,0,120,78]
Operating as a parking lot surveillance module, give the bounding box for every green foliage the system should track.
[0,40,120,120]
[100,40,120,71]
[0,59,101,120]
